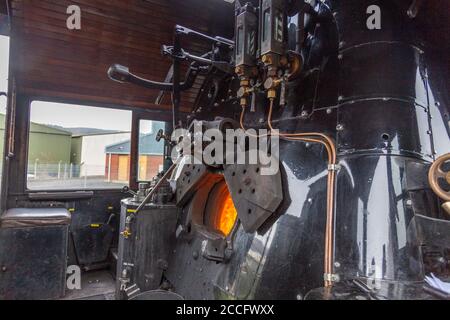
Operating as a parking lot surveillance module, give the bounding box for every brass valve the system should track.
[237,78,255,107]
[121,228,132,239]
[237,86,254,106]
[442,202,450,216]
[264,76,282,99]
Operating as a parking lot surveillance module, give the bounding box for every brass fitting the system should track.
[237,85,254,107]
[264,76,282,99]
[261,54,273,65]
[240,79,250,87]
[235,65,245,76]
[267,89,277,99]
[235,62,257,107]
[120,228,132,239]
[442,202,450,216]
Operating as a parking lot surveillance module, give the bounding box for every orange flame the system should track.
[216,193,238,236]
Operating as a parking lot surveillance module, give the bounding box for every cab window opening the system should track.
[27,100,132,191]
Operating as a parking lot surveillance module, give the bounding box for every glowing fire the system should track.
[216,193,238,236]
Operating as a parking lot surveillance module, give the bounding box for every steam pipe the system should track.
[173,28,182,128]
[240,101,337,288]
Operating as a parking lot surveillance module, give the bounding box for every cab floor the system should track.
[62,270,116,300]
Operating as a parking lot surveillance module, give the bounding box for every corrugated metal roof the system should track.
[0,113,72,136]
[105,122,165,155]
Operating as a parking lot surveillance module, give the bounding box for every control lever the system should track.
[162,46,233,74]
[122,186,137,197]
[156,129,168,143]
[174,25,234,47]
[250,91,256,112]
[107,64,199,91]
[156,129,177,147]
[280,78,287,107]
[107,64,131,83]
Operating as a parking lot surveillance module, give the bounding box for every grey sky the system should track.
[31,101,132,132]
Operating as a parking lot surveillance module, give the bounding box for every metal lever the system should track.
[174,25,234,47]
[280,79,287,107]
[250,91,256,112]
[107,64,131,83]
[107,64,199,91]
[156,129,167,142]
[407,0,423,18]
[122,186,137,197]
[161,46,233,74]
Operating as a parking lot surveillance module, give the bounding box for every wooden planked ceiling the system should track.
[7,1,448,115]
[9,0,234,113]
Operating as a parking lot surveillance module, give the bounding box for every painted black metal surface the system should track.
[161,0,449,300]
[116,199,179,299]
[0,0,447,301]
[0,225,69,300]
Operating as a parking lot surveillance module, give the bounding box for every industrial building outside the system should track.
[0,113,164,190]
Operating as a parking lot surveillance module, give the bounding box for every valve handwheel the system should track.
[428,153,450,202]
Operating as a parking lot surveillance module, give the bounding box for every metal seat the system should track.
[1,207,71,228]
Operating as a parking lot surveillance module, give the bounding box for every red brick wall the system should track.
[145,155,164,180]
[105,154,120,181]
[105,154,163,182]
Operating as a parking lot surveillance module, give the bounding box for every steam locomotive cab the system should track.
[107,0,450,300]
[0,0,449,301]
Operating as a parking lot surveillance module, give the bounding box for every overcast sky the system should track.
[0,35,160,133]
[30,101,133,132]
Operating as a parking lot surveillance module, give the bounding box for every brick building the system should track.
[105,131,164,183]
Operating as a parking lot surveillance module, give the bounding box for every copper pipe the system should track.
[267,100,337,288]
[239,105,270,138]
[240,101,337,287]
